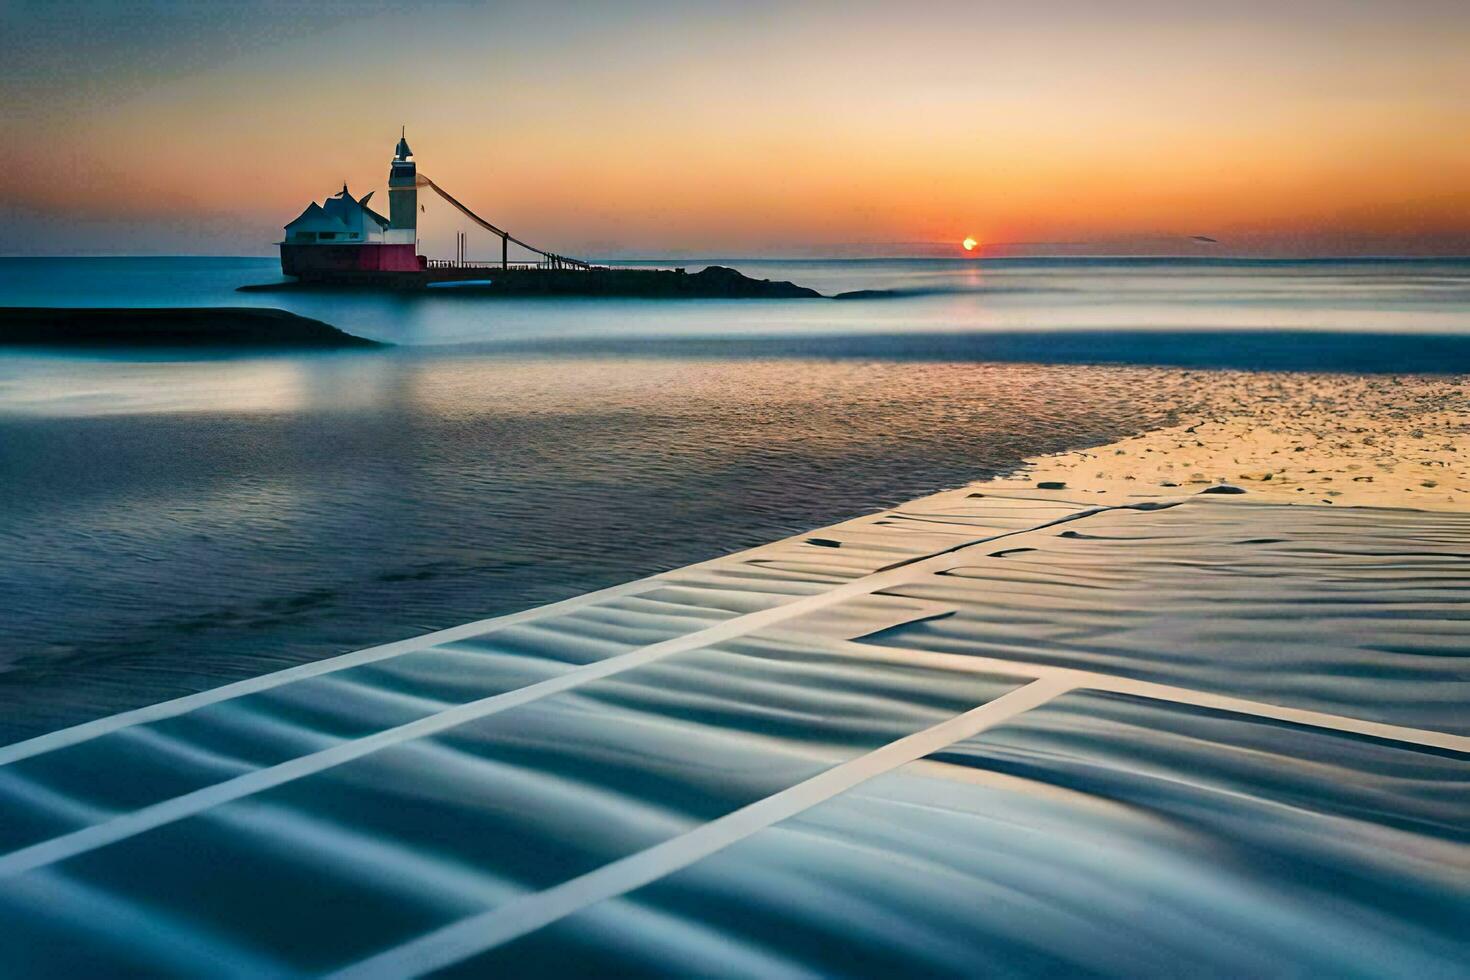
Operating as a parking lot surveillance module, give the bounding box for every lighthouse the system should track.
[276,132,424,279]
[275,131,605,283]
[387,130,416,246]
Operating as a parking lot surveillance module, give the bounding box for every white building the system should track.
[283,186,391,245]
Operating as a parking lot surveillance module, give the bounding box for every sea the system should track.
[1,256,1468,741]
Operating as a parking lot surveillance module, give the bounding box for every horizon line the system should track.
[3,252,1470,263]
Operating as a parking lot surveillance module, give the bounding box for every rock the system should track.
[683,266,822,298]
[1036,481,1067,490]
[243,264,823,299]
[0,307,381,349]
[1201,485,1247,495]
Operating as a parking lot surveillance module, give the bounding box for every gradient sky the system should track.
[4,0,1468,257]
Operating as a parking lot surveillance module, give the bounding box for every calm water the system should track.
[3,256,1470,348]
[2,257,1467,977]
[1,256,1468,740]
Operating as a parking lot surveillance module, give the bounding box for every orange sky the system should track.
[4,1,1468,256]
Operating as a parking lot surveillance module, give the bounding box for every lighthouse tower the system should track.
[276,131,422,279]
[387,130,416,246]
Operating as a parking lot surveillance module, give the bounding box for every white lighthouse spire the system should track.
[387,129,417,244]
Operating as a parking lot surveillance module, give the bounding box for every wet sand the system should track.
[986,372,1470,510]
[4,481,1464,976]
[1,368,1466,975]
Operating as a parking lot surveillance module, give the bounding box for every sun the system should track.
[962,237,978,251]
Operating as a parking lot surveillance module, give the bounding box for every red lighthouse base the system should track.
[280,243,424,281]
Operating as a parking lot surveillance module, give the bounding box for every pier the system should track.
[279,135,603,284]
[271,136,820,295]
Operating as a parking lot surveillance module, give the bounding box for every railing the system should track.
[416,174,593,271]
[424,258,606,272]
[425,259,542,271]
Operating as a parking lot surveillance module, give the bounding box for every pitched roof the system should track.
[284,185,391,236]
[321,186,390,230]
[356,191,391,228]
[283,201,349,234]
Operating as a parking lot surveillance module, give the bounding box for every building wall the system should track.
[388,161,417,247]
[280,243,421,278]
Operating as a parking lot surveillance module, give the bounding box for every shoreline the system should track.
[1,367,1465,972]
[984,371,1470,511]
[4,429,1464,971]
[4,370,1464,744]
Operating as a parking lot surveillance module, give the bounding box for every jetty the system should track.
[270,133,820,297]
[0,307,381,349]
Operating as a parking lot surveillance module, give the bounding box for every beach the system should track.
[9,0,1469,970]
[998,371,1470,509]
[0,258,1467,974]
[1,362,1466,975]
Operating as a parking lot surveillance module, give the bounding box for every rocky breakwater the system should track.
[0,307,382,349]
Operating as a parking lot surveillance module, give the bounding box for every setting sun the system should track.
[962,237,978,251]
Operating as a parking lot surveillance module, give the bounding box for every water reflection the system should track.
[2,254,1468,737]
[3,257,1469,348]
[0,353,399,417]
[0,354,1188,742]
